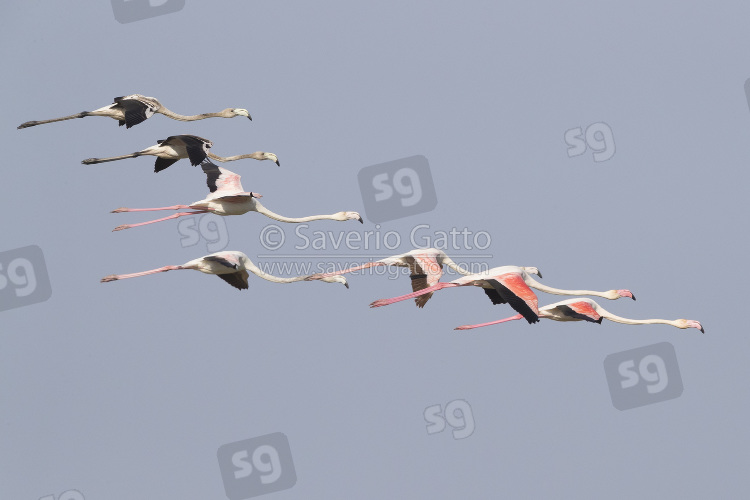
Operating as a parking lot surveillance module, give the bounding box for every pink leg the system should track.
[111,205,193,213]
[454,314,524,330]
[113,211,208,231]
[101,265,182,283]
[369,282,460,308]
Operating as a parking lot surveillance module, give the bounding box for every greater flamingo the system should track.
[109,160,362,231]
[370,266,545,323]
[18,94,251,129]
[81,135,279,172]
[310,248,474,307]
[454,297,704,333]
[369,266,634,324]
[100,251,349,290]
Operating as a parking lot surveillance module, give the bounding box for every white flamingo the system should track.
[81,135,279,172]
[100,251,349,290]
[311,248,473,307]
[18,94,251,129]
[370,266,634,324]
[110,160,362,231]
[454,297,704,333]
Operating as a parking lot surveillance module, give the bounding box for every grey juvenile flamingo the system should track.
[18,94,251,129]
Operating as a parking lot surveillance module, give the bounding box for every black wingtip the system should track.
[358,217,363,224]
[632,293,637,301]
[275,160,280,166]
[248,115,253,121]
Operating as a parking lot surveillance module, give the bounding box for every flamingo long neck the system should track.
[440,256,473,276]
[242,259,311,284]
[252,200,341,223]
[524,276,612,298]
[158,108,226,121]
[207,151,260,162]
[336,262,381,275]
[598,310,682,328]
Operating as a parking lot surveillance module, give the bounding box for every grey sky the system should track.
[2,1,748,498]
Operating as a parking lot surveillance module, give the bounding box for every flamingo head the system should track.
[231,108,252,120]
[321,275,349,288]
[336,211,363,223]
[678,319,704,333]
[258,152,280,166]
[607,289,636,300]
[523,266,542,278]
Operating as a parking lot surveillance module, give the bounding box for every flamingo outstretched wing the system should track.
[553,301,603,323]
[159,135,211,166]
[114,95,158,128]
[203,253,242,270]
[487,273,540,323]
[216,269,250,290]
[202,161,245,197]
[154,157,179,172]
[410,253,443,308]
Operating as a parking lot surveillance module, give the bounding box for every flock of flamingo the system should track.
[18,94,704,334]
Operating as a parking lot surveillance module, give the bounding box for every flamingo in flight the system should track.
[18,94,251,130]
[109,160,363,231]
[100,251,349,290]
[310,248,474,307]
[369,266,634,324]
[454,297,704,333]
[81,135,280,173]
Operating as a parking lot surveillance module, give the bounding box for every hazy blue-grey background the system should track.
[2,1,748,498]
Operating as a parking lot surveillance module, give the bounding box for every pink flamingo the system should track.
[18,94,251,129]
[311,248,474,308]
[454,297,704,333]
[370,266,545,323]
[109,160,362,231]
[81,135,279,173]
[369,266,634,324]
[100,251,349,290]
